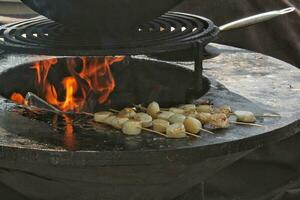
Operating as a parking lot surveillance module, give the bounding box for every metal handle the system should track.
[219,7,295,32]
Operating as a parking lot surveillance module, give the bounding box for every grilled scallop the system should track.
[179,104,196,111]
[147,101,160,118]
[166,123,186,138]
[122,120,142,135]
[234,111,256,123]
[104,115,117,126]
[169,114,186,124]
[184,117,202,134]
[157,111,175,121]
[196,112,212,124]
[169,107,185,114]
[118,108,136,118]
[134,113,153,128]
[152,119,170,133]
[217,105,232,117]
[94,111,114,123]
[196,105,214,113]
[111,117,130,129]
[209,113,230,129]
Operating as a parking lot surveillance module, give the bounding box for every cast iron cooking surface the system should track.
[21,0,184,35]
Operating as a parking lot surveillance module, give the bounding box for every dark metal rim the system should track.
[0,12,219,56]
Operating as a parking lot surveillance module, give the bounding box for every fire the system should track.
[10,56,124,112]
[10,92,25,105]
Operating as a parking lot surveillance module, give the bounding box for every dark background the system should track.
[175,0,299,67]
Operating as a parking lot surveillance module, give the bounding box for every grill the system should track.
[0,5,298,200]
[0,12,218,56]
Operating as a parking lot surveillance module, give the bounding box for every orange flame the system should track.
[10,56,124,112]
[10,92,25,105]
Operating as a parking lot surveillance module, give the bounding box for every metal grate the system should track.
[0,12,219,56]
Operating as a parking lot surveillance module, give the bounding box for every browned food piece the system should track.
[152,119,170,133]
[196,112,212,124]
[166,123,186,138]
[118,108,136,118]
[184,117,202,134]
[217,105,232,117]
[210,113,230,129]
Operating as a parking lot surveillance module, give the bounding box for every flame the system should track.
[10,92,25,105]
[9,56,124,112]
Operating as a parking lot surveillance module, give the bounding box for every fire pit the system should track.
[0,6,299,200]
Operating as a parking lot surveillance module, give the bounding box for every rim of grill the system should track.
[0,12,219,56]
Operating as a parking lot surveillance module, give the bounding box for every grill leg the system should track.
[193,42,204,96]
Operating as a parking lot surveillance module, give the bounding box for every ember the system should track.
[10,56,124,112]
[10,92,25,105]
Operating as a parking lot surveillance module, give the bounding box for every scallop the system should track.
[184,117,202,134]
[209,113,230,129]
[153,119,170,133]
[134,113,153,128]
[157,111,175,121]
[196,112,212,124]
[94,111,113,123]
[122,120,142,135]
[104,115,117,126]
[111,117,130,129]
[196,105,214,113]
[234,111,256,123]
[179,104,196,111]
[217,105,232,117]
[147,101,160,118]
[169,114,186,124]
[166,123,186,138]
[118,108,136,118]
[169,107,185,114]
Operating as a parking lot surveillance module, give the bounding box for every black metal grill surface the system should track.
[0,12,219,56]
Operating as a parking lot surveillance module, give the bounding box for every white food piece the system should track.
[147,101,160,118]
[169,107,185,114]
[210,113,230,129]
[169,114,186,124]
[94,111,113,123]
[152,119,170,133]
[134,113,153,128]
[179,104,196,111]
[234,111,256,123]
[196,105,214,113]
[118,108,136,118]
[122,120,142,135]
[166,123,186,138]
[157,111,175,120]
[217,105,232,116]
[104,115,117,126]
[184,117,202,134]
[111,117,129,129]
[196,112,212,124]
